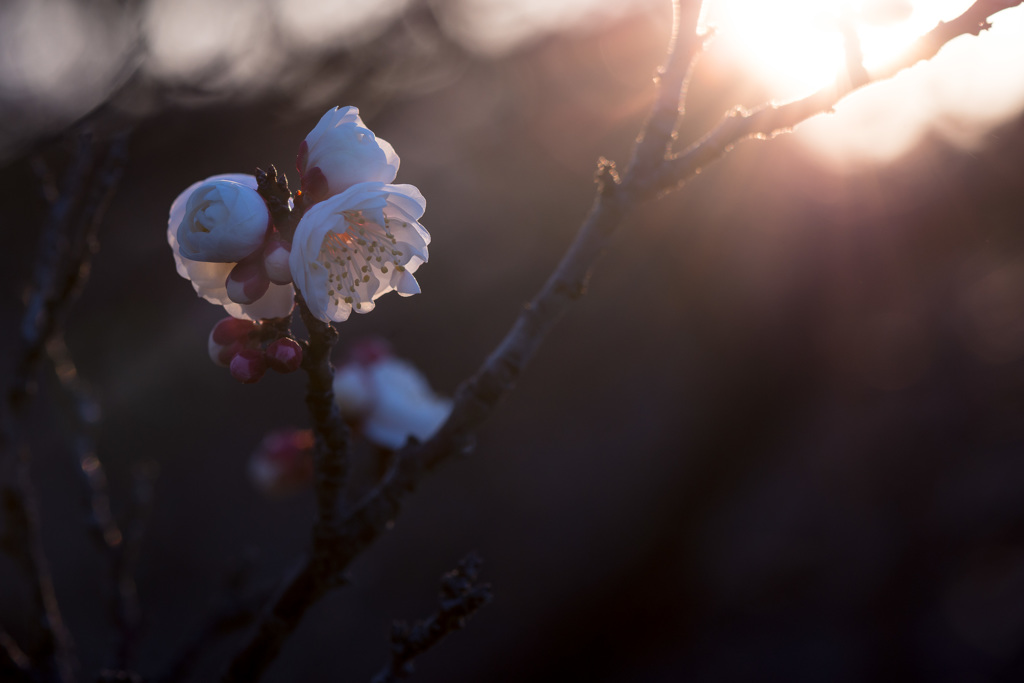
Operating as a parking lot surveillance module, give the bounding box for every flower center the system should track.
[317,210,409,310]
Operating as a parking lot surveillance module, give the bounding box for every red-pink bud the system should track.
[263,232,292,285]
[265,338,303,373]
[349,336,393,366]
[226,254,271,305]
[208,317,259,366]
[211,317,257,344]
[230,348,266,384]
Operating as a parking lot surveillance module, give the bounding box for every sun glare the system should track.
[699,0,1024,164]
[701,0,979,101]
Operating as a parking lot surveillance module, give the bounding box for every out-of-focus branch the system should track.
[0,627,32,681]
[0,455,75,683]
[654,0,1023,197]
[45,337,156,671]
[159,581,275,683]
[371,553,492,683]
[0,127,131,683]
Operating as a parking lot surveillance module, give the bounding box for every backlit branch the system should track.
[220,0,1024,679]
[654,0,1024,197]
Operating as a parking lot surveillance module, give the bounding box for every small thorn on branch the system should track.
[372,553,493,683]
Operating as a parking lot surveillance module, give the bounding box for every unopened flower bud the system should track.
[226,253,271,305]
[176,179,271,263]
[168,174,296,321]
[265,338,303,373]
[263,232,293,285]
[230,348,266,384]
[297,106,399,204]
[248,429,314,496]
[208,317,258,366]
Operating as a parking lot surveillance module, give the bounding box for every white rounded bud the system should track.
[176,179,270,263]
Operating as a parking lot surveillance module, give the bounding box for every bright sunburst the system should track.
[700,0,976,101]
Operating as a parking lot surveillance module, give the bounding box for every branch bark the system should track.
[372,553,492,683]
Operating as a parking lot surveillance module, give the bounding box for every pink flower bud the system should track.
[248,429,315,497]
[230,348,266,384]
[350,336,392,365]
[265,338,303,373]
[262,232,293,285]
[226,254,271,305]
[208,317,258,366]
[211,317,258,344]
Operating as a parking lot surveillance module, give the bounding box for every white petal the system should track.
[393,269,420,296]
[239,283,295,320]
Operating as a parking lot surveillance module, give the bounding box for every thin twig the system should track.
[372,553,492,683]
[48,333,157,669]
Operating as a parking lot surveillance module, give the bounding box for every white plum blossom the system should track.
[289,181,429,323]
[168,173,295,321]
[333,340,452,450]
[297,106,400,205]
[176,178,270,262]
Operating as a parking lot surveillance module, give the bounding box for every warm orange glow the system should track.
[699,0,1024,164]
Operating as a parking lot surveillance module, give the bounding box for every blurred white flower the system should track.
[297,106,400,205]
[176,178,270,262]
[289,181,429,323]
[333,339,452,450]
[168,173,295,321]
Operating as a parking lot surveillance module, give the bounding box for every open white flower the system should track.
[297,106,400,205]
[289,181,429,323]
[176,178,270,262]
[333,340,452,450]
[168,174,295,321]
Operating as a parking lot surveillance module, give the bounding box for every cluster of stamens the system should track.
[319,210,411,311]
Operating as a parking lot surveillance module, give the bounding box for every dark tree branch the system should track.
[220,1,1021,679]
[372,553,492,683]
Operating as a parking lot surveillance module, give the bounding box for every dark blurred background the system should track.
[3,0,1024,681]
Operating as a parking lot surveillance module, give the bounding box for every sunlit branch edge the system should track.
[656,0,1024,196]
